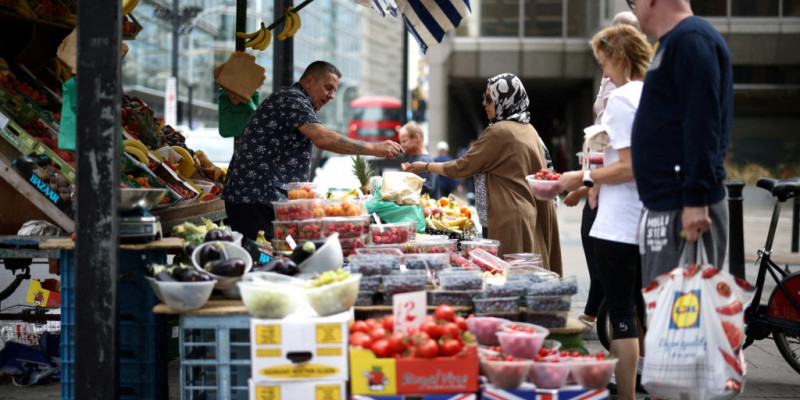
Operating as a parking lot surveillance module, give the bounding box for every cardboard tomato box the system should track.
[250,311,349,382]
[481,383,609,400]
[349,346,479,396]
[249,379,346,400]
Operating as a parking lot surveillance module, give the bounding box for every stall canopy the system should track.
[363,0,472,53]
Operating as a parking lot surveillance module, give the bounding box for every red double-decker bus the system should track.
[348,96,403,142]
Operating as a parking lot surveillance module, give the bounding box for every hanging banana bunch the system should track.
[277,7,301,41]
[237,22,272,51]
[122,0,139,16]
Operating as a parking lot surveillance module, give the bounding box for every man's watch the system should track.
[583,170,595,188]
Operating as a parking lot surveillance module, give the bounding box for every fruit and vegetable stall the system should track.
[144,185,610,400]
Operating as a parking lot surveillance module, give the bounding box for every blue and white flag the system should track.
[364,0,471,53]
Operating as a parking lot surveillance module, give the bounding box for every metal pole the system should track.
[401,26,409,124]
[273,0,294,89]
[76,0,121,398]
[188,35,194,128]
[726,180,745,279]
[173,0,182,124]
[792,195,799,252]
[235,0,247,52]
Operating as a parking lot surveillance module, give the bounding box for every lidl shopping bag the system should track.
[641,243,754,400]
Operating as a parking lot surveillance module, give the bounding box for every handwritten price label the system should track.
[392,291,426,333]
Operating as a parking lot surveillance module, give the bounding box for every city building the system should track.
[425,0,800,170]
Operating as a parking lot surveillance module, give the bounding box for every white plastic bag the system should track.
[378,171,424,206]
[641,241,754,400]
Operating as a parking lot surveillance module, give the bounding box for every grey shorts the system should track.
[638,200,728,286]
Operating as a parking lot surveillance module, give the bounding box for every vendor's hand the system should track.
[401,162,425,174]
[557,170,583,193]
[373,140,404,159]
[682,206,711,242]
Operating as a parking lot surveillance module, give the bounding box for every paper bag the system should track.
[214,51,265,103]
[379,171,424,205]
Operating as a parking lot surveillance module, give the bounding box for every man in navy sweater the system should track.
[631,0,733,285]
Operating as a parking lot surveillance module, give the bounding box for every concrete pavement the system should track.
[1,194,799,399]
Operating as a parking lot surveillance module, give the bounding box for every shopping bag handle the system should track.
[680,233,709,267]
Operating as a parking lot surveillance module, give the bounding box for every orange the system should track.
[439,198,449,207]
[333,206,344,216]
[298,189,309,199]
[347,207,359,216]
[288,189,299,200]
[341,200,351,210]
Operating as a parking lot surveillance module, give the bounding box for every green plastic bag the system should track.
[58,78,76,151]
[365,187,426,232]
[218,89,259,138]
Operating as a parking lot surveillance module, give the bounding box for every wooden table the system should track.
[153,298,248,315]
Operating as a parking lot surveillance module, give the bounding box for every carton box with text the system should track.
[249,379,346,400]
[250,311,349,382]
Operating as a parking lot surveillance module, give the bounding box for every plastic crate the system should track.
[60,249,167,400]
[180,314,251,400]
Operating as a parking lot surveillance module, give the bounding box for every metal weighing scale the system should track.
[119,189,167,243]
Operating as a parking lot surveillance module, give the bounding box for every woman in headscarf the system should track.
[402,73,562,274]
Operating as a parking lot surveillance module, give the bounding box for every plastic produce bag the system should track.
[57,78,76,151]
[218,88,259,138]
[365,187,425,232]
[641,241,754,400]
[378,171,424,206]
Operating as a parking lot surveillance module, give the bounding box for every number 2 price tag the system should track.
[392,291,426,333]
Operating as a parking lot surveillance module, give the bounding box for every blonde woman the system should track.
[558,24,652,400]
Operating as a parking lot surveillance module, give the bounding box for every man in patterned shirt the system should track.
[223,61,404,240]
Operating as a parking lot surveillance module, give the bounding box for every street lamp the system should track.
[153,1,202,125]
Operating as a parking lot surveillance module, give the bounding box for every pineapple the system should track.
[132,112,162,149]
[351,155,373,195]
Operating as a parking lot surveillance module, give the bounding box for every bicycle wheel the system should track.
[774,329,800,374]
[597,301,612,351]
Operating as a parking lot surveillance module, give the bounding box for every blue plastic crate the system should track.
[180,314,251,400]
[60,249,167,400]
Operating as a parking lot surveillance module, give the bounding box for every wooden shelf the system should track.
[40,236,183,250]
[153,298,248,315]
[151,198,226,233]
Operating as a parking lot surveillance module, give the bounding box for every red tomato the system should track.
[371,339,392,358]
[382,315,395,332]
[387,332,406,353]
[453,316,468,332]
[434,304,455,322]
[439,339,462,356]
[369,327,387,342]
[442,322,461,340]
[351,320,369,333]
[417,339,440,358]
[350,331,373,348]
[420,320,442,339]
[365,318,378,329]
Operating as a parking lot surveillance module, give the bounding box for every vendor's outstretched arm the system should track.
[299,122,403,158]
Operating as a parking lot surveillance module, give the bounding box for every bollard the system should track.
[726,180,745,279]
[792,195,799,253]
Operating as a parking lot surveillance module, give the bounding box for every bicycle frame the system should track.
[744,197,800,346]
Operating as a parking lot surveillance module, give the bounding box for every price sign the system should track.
[392,291,426,333]
[286,235,297,250]
[0,112,8,131]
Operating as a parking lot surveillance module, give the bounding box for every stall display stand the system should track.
[41,237,183,400]
[154,300,251,400]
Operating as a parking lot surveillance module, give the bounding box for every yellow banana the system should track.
[288,8,301,37]
[253,25,272,51]
[171,145,192,163]
[244,24,267,48]
[124,146,148,164]
[445,216,469,227]
[63,13,77,25]
[236,27,260,40]
[122,0,140,16]
[277,8,294,40]
[123,139,148,154]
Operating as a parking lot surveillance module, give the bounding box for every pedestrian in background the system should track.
[398,122,436,195]
[433,141,458,198]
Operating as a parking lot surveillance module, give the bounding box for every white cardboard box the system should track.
[250,311,349,382]
[248,378,346,400]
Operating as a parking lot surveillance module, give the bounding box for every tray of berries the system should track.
[370,222,416,244]
[527,276,578,296]
[469,248,511,274]
[524,295,571,311]
[496,322,549,359]
[355,245,404,256]
[322,216,369,238]
[295,219,323,240]
[473,295,520,314]
[426,290,480,307]
[437,269,483,290]
[507,264,558,283]
[480,355,533,389]
[348,254,401,276]
[525,169,562,200]
[358,275,382,291]
[466,316,511,346]
[356,290,377,306]
[340,236,367,258]
[485,278,530,298]
[403,253,451,272]
[450,253,480,270]
[381,270,426,295]
[272,199,322,221]
[272,220,297,241]
[524,311,568,328]
[404,239,457,254]
[460,239,500,258]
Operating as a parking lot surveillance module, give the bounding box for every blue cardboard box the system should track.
[482,383,609,400]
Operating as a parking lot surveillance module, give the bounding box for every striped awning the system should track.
[368,0,471,53]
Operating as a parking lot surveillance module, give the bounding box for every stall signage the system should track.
[392,291,426,333]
